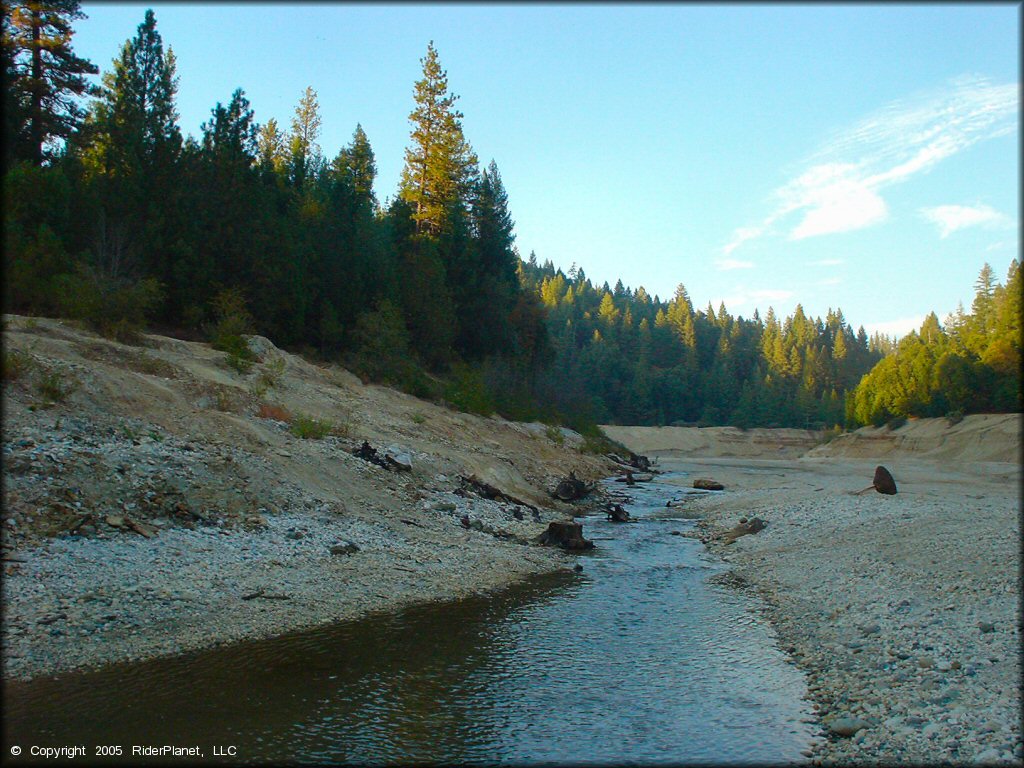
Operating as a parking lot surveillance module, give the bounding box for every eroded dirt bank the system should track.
[2,315,614,681]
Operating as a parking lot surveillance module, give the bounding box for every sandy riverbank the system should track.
[2,316,613,681]
[649,452,1020,765]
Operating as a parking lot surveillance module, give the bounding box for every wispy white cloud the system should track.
[715,257,755,271]
[818,277,842,286]
[809,258,845,267]
[722,74,1018,253]
[862,315,927,340]
[920,204,1015,238]
[722,226,765,256]
[986,238,1019,252]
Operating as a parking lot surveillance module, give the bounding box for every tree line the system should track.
[3,3,1019,432]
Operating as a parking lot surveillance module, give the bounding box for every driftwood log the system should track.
[693,478,725,491]
[721,517,766,545]
[536,521,594,550]
[607,452,654,472]
[460,475,537,512]
[606,504,631,523]
[615,472,653,484]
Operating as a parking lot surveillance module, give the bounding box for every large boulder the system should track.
[873,465,897,495]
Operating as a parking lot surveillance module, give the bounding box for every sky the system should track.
[72,3,1020,339]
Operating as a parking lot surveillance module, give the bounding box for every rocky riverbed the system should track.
[658,454,1021,766]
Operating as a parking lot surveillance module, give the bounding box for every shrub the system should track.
[250,356,286,396]
[886,416,908,431]
[544,424,565,445]
[818,425,844,444]
[290,413,334,439]
[35,368,77,404]
[3,348,34,381]
[443,363,496,416]
[410,412,426,425]
[53,268,163,344]
[128,352,177,378]
[214,388,237,412]
[946,410,964,426]
[208,288,256,373]
[262,356,286,386]
[257,403,292,422]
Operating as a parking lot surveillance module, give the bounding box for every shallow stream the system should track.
[4,473,818,764]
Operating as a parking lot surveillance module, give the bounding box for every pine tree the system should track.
[399,41,477,237]
[3,0,98,165]
[201,87,257,166]
[332,123,376,206]
[83,8,181,185]
[256,117,287,178]
[289,85,321,189]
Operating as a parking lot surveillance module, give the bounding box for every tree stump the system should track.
[536,521,594,550]
[553,473,590,501]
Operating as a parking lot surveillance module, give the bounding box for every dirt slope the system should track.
[1,315,614,679]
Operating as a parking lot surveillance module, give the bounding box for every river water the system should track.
[4,473,818,764]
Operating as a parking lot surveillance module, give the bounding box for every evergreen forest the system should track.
[3,5,1020,434]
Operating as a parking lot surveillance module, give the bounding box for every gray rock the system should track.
[978,621,995,633]
[329,542,359,556]
[384,447,413,471]
[972,747,1002,764]
[829,717,870,737]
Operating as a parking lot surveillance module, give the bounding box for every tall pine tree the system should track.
[399,41,477,237]
[2,0,97,166]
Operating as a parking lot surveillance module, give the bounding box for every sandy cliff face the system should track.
[805,413,1021,464]
[599,425,822,459]
[602,414,1020,465]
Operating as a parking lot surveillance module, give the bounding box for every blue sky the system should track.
[73,3,1019,338]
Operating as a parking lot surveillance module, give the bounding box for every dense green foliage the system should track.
[517,258,885,428]
[848,261,1021,426]
[3,7,1019,432]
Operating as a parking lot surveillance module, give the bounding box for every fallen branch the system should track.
[241,588,291,601]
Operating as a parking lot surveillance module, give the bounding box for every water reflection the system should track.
[4,473,816,765]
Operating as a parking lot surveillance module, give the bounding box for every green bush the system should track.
[208,289,256,374]
[544,424,565,445]
[946,410,964,426]
[290,414,334,439]
[443,363,496,416]
[53,269,163,344]
[35,368,77,404]
[886,415,908,431]
[3,348,34,381]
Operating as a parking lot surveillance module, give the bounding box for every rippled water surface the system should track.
[5,474,816,764]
